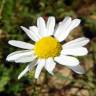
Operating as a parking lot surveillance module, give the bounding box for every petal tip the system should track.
[18,77,20,80]
[20,26,27,31]
[6,56,11,61]
[34,75,38,79]
[20,26,23,28]
[18,76,21,80]
[6,57,9,61]
[8,40,12,45]
[37,17,43,21]
[51,72,54,75]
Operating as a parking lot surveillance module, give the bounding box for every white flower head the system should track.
[6,16,90,79]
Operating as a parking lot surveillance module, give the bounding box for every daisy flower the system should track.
[6,16,90,79]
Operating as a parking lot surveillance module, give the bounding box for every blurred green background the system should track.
[0,0,96,96]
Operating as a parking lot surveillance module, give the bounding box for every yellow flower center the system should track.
[34,36,62,59]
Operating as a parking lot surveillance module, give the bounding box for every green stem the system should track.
[31,79,37,96]
[0,0,5,19]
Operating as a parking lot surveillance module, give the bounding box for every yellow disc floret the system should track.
[34,36,62,59]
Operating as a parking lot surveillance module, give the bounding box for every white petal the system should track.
[28,59,38,71]
[63,37,90,48]
[60,19,81,41]
[8,40,34,49]
[47,16,55,35]
[54,18,81,42]
[54,17,72,41]
[6,50,28,61]
[61,47,88,56]
[21,26,39,41]
[45,58,56,75]
[35,59,45,79]
[15,54,36,63]
[18,64,31,79]
[6,50,33,61]
[6,50,27,59]
[37,17,47,37]
[29,26,41,39]
[68,65,85,74]
[18,59,37,79]
[54,55,79,66]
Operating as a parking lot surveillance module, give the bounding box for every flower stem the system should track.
[31,79,38,96]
